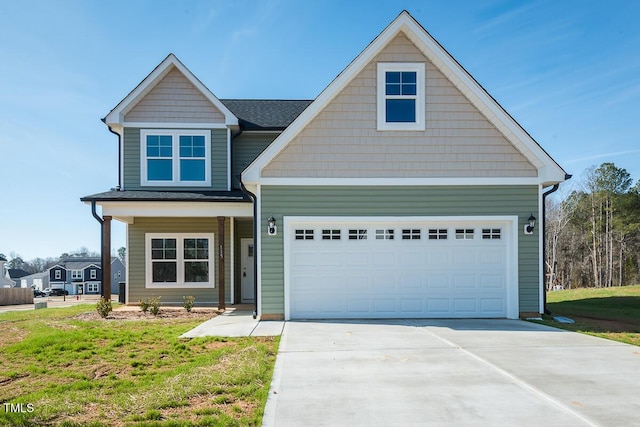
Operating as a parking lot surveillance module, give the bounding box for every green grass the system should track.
[0,305,279,426]
[539,285,640,346]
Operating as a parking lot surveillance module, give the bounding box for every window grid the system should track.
[402,229,421,240]
[295,229,314,240]
[482,228,502,240]
[455,229,475,240]
[322,229,341,240]
[348,229,368,240]
[428,229,448,240]
[375,229,395,240]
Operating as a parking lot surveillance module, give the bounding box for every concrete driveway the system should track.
[263,319,640,427]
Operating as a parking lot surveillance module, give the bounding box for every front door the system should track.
[241,238,255,303]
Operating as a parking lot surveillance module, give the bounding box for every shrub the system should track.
[139,299,149,313]
[96,297,113,318]
[183,295,196,312]
[148,296,161,316]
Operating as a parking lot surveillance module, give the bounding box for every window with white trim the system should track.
[428,229,448,240]
[377,63,425,130]
[54,270,61,280]
[455,229,475,240]
[322,229,341,240]
[141,130,211,186]
[375,229,395,240]
[402,229,421,240]
[482,228,502,240]
[145,233,215,288]
[348,229,367,240]
[90,270,97,279]
[87,283,99,293]
[295,229,314,240]
[71,270,82,280]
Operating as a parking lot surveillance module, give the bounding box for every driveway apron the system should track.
[262,319,640,427]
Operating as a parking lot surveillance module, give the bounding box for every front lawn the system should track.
[540,285,640,346]
[0,305,278,426]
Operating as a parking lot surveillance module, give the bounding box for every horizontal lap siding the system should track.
[123,128,228,191]
[260,185,539,315]
[128,217,231,306]
[232,134,276,188]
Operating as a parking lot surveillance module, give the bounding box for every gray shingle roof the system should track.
[81,190,250,203]
[221,99,312,130]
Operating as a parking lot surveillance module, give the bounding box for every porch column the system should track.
[217,216,225,310]
[102,215,112,301]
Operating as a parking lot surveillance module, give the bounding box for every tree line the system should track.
[546,162,640,289]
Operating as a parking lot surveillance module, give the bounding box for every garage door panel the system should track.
[289,219,511,319]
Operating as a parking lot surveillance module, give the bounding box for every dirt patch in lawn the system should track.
[74,307,223,321]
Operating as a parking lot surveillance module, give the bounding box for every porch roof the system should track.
[81,190,251,203]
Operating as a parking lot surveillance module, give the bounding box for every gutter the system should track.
[90,200,105,298]
[239,177,258,320]
[541,173,572,314]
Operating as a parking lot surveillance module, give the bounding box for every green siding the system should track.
[123,128,228,191]
[127,217,232,306]
[231,133,276,189]
[259,185,540,316]
[233,218,254,301]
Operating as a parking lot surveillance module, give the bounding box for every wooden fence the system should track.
[0,288,33,305]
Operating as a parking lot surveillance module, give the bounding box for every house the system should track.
[82,11,567,320]
[48,257,125,295]
[0,256,16,288]
[16,272,49,291]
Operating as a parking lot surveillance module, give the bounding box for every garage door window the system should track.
[455,229,475,240]
[428,229,448,240]
[322,229,341,240]
[295,229,314,240]
[376,229,394,240]
[482,228,502,240]
[349,229,368,240]
[402,229,421,240]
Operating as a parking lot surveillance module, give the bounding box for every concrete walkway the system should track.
[263,319,640,427]
[180,307,284,338]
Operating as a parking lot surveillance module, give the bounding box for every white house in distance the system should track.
[0,255,16,288]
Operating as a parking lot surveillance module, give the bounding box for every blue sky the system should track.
[1,0,639,261]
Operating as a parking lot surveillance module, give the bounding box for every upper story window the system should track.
[54,270,61,280]
[71,270,82,279]
[90,270,97,279]
[141,130,211,186]
[377,63,425,131]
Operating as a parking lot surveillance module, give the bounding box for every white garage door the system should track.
[285,217,517,319]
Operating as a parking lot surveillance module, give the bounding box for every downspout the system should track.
[91,201,105,297]
[541,173,572,315]
[102,119,122,190]
[239,178,258,320]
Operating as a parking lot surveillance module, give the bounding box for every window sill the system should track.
[146,283,215,289]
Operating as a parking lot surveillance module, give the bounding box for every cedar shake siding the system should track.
[124,67,226,124]
[261,33,536,179]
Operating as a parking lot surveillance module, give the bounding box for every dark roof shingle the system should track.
[81,190,250,203]
[221,99,312,130]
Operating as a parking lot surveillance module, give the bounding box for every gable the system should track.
[124,67,226,124]
[261,33,536,179]
[243,11,567,186]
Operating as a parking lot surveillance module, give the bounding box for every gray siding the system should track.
[127,217,232,305]
[123,127,228,191]
[232,133,277,188]
[259,185,539,316]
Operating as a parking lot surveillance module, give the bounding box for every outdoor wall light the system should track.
[524,213,536,235]
[267,215,277,236]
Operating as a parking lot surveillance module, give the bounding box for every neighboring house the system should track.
[47,257,125,295]
[17,272,49,291]
[83,11,568,320]
[0,256,16,288]
[8,268,30,285]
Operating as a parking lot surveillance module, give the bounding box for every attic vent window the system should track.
[377,63,425,131]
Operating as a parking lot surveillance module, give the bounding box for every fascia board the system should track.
[104,54,239,127]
